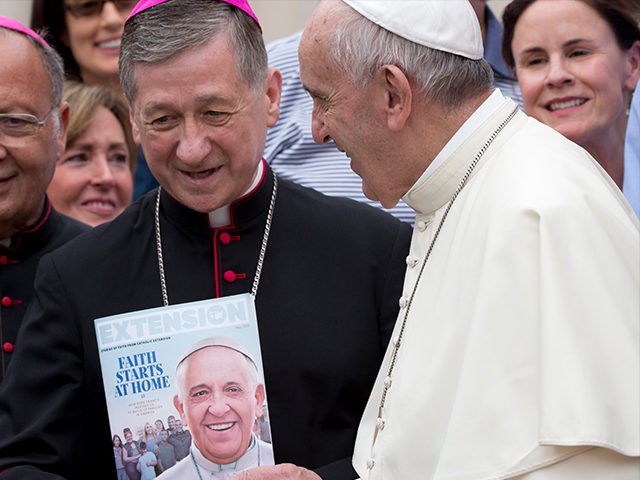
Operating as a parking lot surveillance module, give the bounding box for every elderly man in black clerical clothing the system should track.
[0,1,411,479]
[0,17,88,383]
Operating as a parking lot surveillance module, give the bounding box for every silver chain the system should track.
[251,174,278,299]
[375,106,519,435]
[155,186,169,307]
[154,172,278,306]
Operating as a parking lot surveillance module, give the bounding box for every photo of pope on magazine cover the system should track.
[94,293,274,479]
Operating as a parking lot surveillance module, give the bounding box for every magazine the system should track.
[95,293,274,478]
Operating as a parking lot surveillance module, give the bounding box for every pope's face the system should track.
[130,32,280,213]
[299,2,407,208]
[174,346,265,464]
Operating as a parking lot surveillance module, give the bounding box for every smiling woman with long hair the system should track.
[30,0,136,92]
[31,0,159,200]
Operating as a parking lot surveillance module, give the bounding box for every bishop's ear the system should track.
[130,108,142,145]
[265,68,282,128]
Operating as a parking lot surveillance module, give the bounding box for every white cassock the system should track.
[353,90,640,479]
[157,434,274,479]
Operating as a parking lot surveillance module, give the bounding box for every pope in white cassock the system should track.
[297,1,640,479]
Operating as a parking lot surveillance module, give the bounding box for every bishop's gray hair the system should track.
[326,0,494,109]
[119,0,267,104]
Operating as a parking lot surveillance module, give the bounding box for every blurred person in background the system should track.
[625,89,639,217]
[31,0,159,200]
[30,0,136,92]
[469,0,522,106]
[502,0,640,216]
[48,80,135,227]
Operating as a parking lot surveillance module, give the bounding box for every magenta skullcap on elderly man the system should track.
[342,0,483,60]
[128,0,260,27]
[0,16,49,47]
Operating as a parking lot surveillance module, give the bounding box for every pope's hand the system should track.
[233,464,322,480]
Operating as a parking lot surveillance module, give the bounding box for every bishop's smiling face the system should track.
[174,346,264,464]
[129,32,280,213]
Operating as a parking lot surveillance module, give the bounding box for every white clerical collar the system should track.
[189,433,261,477]
[403,89,505,201]
[208,161,264,228]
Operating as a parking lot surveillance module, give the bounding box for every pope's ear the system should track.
[254,384,266,416]
[376,64,412,131]
[173,394,187,426]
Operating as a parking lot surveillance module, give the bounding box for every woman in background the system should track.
[47,81,135,227]
[31,0,158,199]
[31,0,135,92]
[141,422,157,456]
[502,0,640,213]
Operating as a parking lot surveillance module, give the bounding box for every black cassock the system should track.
[0,200,88,382]
[0,165,411,480]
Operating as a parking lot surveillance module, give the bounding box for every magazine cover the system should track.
[95,293,274,479]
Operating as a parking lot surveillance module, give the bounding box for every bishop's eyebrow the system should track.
[141,93,239,115]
